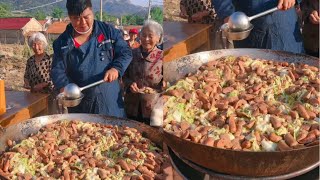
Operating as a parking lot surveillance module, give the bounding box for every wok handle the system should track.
[80,80,105,91]
[248,7,278,21]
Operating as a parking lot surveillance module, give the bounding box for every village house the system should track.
[0,17,43,44]
[46,21,69,41]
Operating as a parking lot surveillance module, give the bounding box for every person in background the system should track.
[301,0,319,57]
[24,32,56,114]
[212,0,304,54]
[128,28,140,49]
[179,0,233,49]
[123,20,163,124]
[123,30,130,42]
[51,0,132,117]
[180,0,217,24]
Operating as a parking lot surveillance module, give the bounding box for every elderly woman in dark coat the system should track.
[123,20,163,124]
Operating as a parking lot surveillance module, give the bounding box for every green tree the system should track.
[121,16,127,25]
[123,15,144,25]
[122,15,131,25]
[150,7,163,24]
[33,10,46,20]
[95,11,118,23]
[0,3,11,17]
[135,15,144,25]
[52,7,64,18]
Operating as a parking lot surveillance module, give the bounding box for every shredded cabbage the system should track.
[261,139,277,152]
[275,126,288,136]
[251,140,261,152]
[255,115,274,134]
[10,154,38,175]
[208,128,227,140]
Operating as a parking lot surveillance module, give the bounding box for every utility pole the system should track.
[147,0,152,19]
[100,0,103,21]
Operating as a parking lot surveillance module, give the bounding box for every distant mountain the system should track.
[4,0,160,17]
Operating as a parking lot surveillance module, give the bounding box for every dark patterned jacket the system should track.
[123,47,163,118]
[180,0,218,24]
[24,53,54,93]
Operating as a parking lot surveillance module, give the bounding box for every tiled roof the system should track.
[0,17,32,30]
[38,20,48,26]
[46,21,69,34]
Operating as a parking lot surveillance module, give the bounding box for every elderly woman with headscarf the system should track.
[24,32,56,113]
[123,19,163,124]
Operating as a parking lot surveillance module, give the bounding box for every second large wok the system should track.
[163,48,320,177]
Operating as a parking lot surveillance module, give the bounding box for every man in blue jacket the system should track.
[212,0,304,53]
[51,0,132,117]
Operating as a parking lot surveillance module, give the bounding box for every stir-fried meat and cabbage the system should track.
[0,120,169,180]
[163,56,320,152]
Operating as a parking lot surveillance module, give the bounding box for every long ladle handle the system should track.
[79,80,105,91]
[248,7,278,21]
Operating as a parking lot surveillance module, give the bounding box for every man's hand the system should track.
[309,10,320,24]
[104,68,119,82]
[278,0,295,10]
[130,82,141,93]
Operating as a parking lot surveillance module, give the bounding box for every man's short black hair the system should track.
[66,0,92,16]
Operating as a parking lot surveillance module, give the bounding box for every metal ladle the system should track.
[228,7,278,32]
[63,80,105,99]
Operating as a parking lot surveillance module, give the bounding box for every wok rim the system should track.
[169,146,320,179]
[173,48,320,62]
[162,129,320,154]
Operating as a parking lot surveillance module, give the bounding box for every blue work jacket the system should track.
[51,20,132,117]
[212,0,304,53]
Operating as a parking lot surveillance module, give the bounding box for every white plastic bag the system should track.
[150,96,163,127]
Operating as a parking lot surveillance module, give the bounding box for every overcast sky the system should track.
[130,0,162,7]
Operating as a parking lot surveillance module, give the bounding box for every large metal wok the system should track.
[163,48,320,177]
[0,114,162,153]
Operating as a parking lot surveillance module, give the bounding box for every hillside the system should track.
[2,0,155,17]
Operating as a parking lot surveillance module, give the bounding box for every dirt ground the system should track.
[0,44,30,91]
[164,0,186,22]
